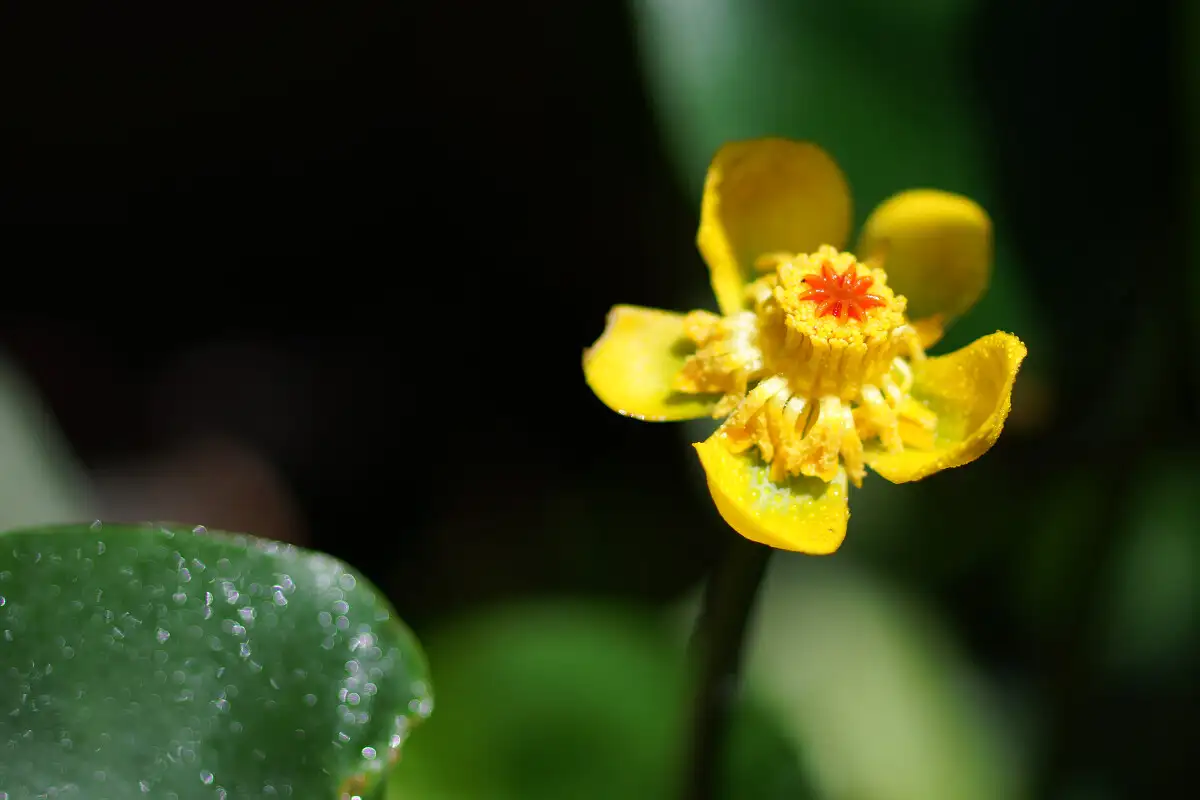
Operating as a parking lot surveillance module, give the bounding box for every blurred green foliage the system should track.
[741,559,1024,800]
[0,356,95,530]
[1099,458,1200,679]
[388,602,816,799]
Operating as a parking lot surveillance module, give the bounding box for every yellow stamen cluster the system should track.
[673,310,764,417]
[677,245,939,486]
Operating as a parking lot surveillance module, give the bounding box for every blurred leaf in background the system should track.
[1189,0,1200,401]
[389,601,817,800]
[741,557,1025,800]
[1099,456,1200,680]
[0,353,95,528]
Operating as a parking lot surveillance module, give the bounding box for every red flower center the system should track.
[797,261,887,321]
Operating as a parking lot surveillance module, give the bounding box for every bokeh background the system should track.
[0,0,1195,797]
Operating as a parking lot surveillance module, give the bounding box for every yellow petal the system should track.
[857,190,992,340]
[694,433,850,555]
[865,332,1026,483]
[910,314,949,350]
[698,139,852,316]
[583,305,719,421]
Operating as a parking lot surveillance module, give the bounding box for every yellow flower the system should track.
[583,138,1027,555]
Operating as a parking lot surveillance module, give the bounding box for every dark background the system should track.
[0,1,1194,797]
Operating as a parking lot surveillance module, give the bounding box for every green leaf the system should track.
[1099,456,1200,678]
[743,559,1024,800]
[389,602,816,800]
[634,0,988,212]
[0,359,95,529]
[0,523,431,798]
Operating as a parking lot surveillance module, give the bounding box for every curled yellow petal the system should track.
[698,139,852,316]
[583,305,719,421]
[694,433,849,554]
[857,190,992,344]
[865,331,1026,483]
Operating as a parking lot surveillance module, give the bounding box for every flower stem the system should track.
[680,535,773,800]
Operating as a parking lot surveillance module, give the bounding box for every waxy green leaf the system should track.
[0,523,430,799]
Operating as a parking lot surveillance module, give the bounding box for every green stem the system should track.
[680,535,773,800]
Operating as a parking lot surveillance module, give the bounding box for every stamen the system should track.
[881,375,906,408]
[782,395,812,435]
[722,378,790,453]
[789,396,846,482]
[900,325,927,362]
[675,311,764,401]
[858,384,903,453]
[890,357,914,394]
[839,404,866,487]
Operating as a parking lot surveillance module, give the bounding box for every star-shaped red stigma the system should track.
[797,261,887,321]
